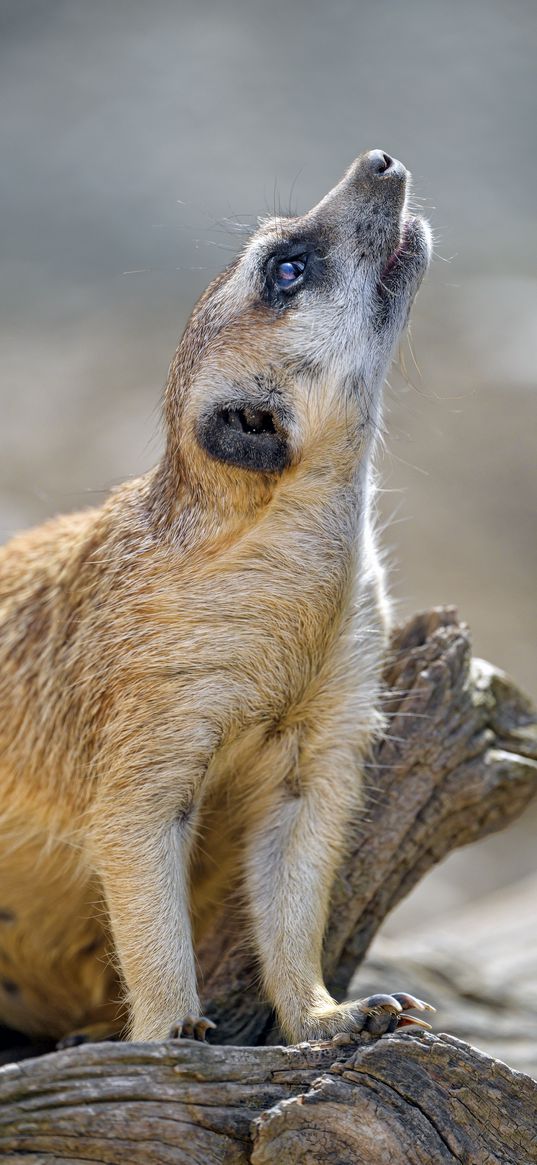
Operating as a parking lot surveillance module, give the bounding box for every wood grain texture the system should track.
[0,1033,535,1164]
[251,1031,537,1164]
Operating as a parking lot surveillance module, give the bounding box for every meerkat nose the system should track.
[362,149,408,184]
[367,150,395,175]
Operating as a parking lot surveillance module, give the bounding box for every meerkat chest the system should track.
[170,505,364,721]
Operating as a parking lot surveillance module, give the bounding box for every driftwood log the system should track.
[0,606,536,1163]
[1,1033,536,1164]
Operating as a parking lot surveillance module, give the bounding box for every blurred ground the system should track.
[0,0,536,935]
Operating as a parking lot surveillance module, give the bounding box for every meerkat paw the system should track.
[300,991,435,1043]
[168,1013,216,1042]
[57,1021,122,1049]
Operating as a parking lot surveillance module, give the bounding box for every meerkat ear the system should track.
[196,403,290,473]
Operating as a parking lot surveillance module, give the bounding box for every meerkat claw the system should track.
[395,1014,433,1031]
[390,992,435,1032]
[359,993,403,1014]
[57,1022,122,1049]
[391,992,436,1013]
[57,1033,89,1049]
[345,991,435,1037]
[352,993,403,1036]
[168,1014,216,1042]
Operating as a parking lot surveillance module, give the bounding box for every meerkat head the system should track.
[164,149,431,506]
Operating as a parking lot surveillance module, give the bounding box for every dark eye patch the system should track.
[262,237,325,307]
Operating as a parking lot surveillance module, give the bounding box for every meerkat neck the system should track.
[144,452,274,550]
[143,440,375,574]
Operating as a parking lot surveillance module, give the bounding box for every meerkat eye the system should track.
[276,258,306,286]
[269,254,308,293]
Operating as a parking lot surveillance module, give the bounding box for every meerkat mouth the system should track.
[377,215,431,307]
[381,218,415,280]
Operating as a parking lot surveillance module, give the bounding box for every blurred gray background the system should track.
[1,0,536,929]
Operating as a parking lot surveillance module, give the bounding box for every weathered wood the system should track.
[0,1033,535,1164]
[252,1030,537,1164]
[1,607,536,1163]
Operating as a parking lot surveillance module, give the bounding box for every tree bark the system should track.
[1,606,536,1164]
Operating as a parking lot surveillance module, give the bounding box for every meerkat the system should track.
[0,149,433,1047]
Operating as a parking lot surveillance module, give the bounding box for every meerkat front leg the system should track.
[90,787,213,1043]
[245,746,433,1043]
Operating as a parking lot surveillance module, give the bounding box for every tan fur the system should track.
[0,151,431,1042]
